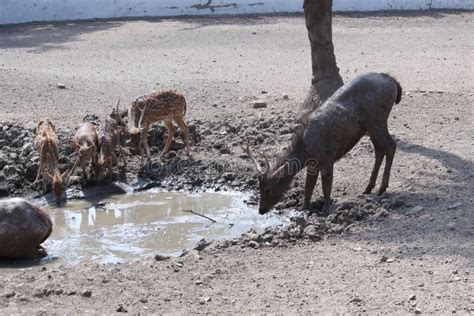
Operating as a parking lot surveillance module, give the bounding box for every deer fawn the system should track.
[246,73,401,215]
[35,119,68,205]
[128,90,191,164]
[97,117,126,180]
[69,122,100,181]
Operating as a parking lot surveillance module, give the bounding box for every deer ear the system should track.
[271,162,289,179]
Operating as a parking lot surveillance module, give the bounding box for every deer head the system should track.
[129,105,148,151]
[46,169,69,206]
[242,144,290,214]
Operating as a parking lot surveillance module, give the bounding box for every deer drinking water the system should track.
[69,122,100,181]
[246,73,402,214]
[35,118,68,205]
[128,90,191,164]
[97,117,126,180]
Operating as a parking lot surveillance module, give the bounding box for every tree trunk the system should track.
[302,0,343,112]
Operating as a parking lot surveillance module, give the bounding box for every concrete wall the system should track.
[1,0,473,25]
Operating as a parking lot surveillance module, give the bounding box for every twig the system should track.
[182,209,217,223]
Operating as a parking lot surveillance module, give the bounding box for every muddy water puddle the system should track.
[2,190,287,270]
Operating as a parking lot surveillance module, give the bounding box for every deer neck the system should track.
[270,141,306,188]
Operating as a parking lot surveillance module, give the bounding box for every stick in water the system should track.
[182,209,217,223]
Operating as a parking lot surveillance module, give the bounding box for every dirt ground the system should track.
[0,11,473,314]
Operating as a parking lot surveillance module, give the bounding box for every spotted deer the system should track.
[97,117,126,180]
[69,122,100,181]
[246,73,402,215]
[128,90,191,164]
[35,118,68,205]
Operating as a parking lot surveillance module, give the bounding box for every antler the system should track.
[241,144,269,175]
[137,104,148,131]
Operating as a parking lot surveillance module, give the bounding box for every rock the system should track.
[447,222,456,231]
[0,198,52,259]
[116,304,128,313]
[82,290,92,297]
[199,296,212,305]
[154,254,170,261]
[373,208,389,219]
[0,152,10,170]
[57,83,66,89]
[2,165,21,178]
[193,238,211,252]
[4,292,15,298]
[252,101,267,109]
[415,307,422,314]
[247,241,260,249]
[282,94,289,100]
[410,295,417,301]
[219,146,232,155]
[303,225,322,241]
[223,172,235,181]
[20,143,34,157]
[201,129,213,136]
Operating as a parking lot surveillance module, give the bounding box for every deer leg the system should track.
[364,142,385,194]
[367,123,397,195]
[378,136,397,195]
[321,164,334,215]
[160,119,176,158]
[35,160,44,183]
[303,168,319,210]
[142,127,152,162]
[80,159,89,181]
[173,116,191,155]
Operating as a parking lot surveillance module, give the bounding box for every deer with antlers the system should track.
[245,73,401,215]
[68,122,100,181]
[35,118,68,205]
[97,117,127,180]
[128,90,191,164]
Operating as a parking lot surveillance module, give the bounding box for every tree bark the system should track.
[302,0,343,112]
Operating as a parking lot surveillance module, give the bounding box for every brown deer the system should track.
[97,117,126,180]
[35,118,68,205]
[246,73,402,215]
[128,90,191,164]
[69,122,100,181]
[0,198,52,259]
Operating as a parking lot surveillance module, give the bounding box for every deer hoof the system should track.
[363,187,373,194]
[377,187,387,195]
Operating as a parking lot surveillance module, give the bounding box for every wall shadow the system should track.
[0,21,124,51]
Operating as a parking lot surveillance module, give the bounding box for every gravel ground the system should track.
[0,11,473,314]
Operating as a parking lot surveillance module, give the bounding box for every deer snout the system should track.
[258,207,270,215]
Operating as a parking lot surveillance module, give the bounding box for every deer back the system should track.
[129,90,187,129]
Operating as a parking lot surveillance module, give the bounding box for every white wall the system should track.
[1,0,473,25]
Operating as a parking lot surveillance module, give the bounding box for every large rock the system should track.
[0,198,53,259]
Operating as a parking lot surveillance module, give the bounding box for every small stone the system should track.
[447,222,456,231]
[82,290,92,297]
[57,83,66,89]
[199,296,211,304]
[247,241,260,249]
[219,147,231,154]
[139,298,148,303]
[410,295,417,301]
[4,292,15,298]
[282,94,289,100]
[116,304,128,313]
[194,238,211,252]
[154,254,170,261]
[261,90,268,94]
[252,101,267,109]
[415,307,422,314]
[452,270,458,275]
[303,225,322,241]
[201,129,213,136]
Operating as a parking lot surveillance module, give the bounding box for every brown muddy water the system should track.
[1,190,287,271]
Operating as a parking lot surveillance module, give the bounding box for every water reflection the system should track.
[30,190,287,266]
